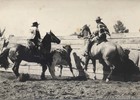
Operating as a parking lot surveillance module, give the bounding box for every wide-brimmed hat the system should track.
[83,24,88,28]
[95,17,102,21]
[32,22,39,26]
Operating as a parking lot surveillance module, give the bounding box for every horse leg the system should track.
[41,64,47,80]
[91,59,96,80]
[48,62,57,79]
[84,56,90,71]
[103,59,115,82]
[12,61,21,78]
[68,62,75,77]
[106,65,115,82]
[59,65,63,77]
[101,61,109,81]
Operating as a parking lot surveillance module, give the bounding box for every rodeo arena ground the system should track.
[1,31,140,100]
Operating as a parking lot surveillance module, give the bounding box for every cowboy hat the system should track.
[32,22,40,26]
[95,17,102,21]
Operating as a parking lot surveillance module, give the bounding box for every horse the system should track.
[0,30,61,80]
[50,45,75,78]
[78,25,137,82]
[77,24,91,39]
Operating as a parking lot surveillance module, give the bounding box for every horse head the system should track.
[41,30,61,54]
[77,25,91,39]
[42,30,61,44]
[49,30,61,44]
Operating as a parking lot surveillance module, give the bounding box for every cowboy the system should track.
[95,17,110,42]
[83,17,110,56]
[28,22,41,55]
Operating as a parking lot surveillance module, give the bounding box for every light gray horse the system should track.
[78,25,133,82]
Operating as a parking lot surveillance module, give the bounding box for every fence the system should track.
[7,33,140,50]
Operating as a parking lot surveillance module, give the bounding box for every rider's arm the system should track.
[98,24,111,36]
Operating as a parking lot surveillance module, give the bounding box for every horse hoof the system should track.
[52,77,57,80]
[73,75,75,77]
[59,75,61,77]
[18,73,30,82]
[93,76,97,80]
[41,77,46,80]
[41,76,46,80]
[106,79,109,82]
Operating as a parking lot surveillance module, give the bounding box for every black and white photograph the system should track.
[0,0,140,99]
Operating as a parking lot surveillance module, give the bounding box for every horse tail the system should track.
[0,48,10,69]
[116,45,128,62]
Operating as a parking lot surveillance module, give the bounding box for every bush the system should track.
[113,20,129,33]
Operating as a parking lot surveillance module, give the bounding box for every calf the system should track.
[50,45,75,78]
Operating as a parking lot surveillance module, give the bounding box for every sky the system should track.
[0,0,140,38]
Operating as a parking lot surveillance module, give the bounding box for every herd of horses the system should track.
[0,26,140,82]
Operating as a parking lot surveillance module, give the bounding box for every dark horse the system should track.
[78,25,139,82]
[0,30,61,80]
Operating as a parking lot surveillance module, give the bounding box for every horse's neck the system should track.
[83,30,89,36]
[41,43,51,53]
[46,43,51,51]
[87,29,91,35]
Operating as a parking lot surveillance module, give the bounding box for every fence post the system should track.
[28,65,30,74]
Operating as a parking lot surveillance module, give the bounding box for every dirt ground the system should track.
[1,71,140,100]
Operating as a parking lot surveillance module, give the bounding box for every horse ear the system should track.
[50,30,52,33]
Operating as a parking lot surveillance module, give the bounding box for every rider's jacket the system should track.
[29,26,41,47]
[97,22,110,38]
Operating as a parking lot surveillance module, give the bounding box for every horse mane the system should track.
[41,33,51,53]
[41,33,51,46]
[84,25,91,35]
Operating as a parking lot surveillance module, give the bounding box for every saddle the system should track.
[27,40,41,56]
[27,45,43,60]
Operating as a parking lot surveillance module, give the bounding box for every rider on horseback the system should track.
[83,17,111,56]
[28,22,41,56]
